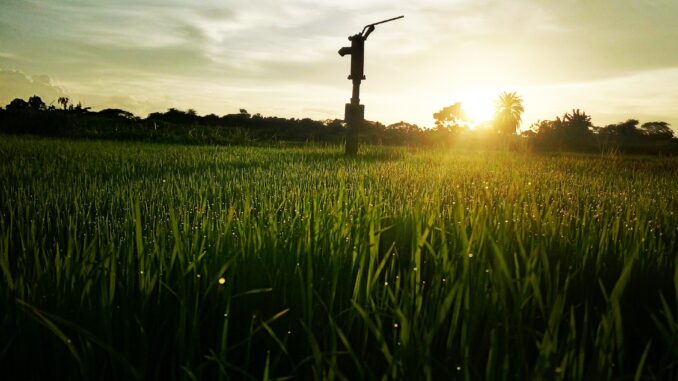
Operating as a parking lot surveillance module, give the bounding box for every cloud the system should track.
[0,69,66,106]
[0,51,18,61]
[0,0,676,126]
[519,67,678,129]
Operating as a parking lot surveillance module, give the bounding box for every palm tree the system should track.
[493,91,524,134]
[57,97,69,110]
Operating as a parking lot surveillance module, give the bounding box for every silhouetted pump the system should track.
[339,15,403,155]
[338,36,365,81]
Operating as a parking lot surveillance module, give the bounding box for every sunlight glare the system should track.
[462,95,495,127]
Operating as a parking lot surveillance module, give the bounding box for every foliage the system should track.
[527,110,677,154]
[1,95,676,154]
[492,91,524,135]
[641,121,674,139]
[5,98,29,112]
[97,108,138,120]
[432,103,468,132]
[58,96,70,110]
[27,95,46,111]
[1,137,678,380]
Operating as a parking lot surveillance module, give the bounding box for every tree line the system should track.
[1,94,676,154]
[429,92,676,154]
[524,111,675,154]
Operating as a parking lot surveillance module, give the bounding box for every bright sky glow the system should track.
[1,0,677,130]
[459,92,496,126]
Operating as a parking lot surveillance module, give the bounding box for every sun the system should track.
[461,95,495,127]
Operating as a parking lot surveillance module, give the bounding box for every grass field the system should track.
[1,136,677,380]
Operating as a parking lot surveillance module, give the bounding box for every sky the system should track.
[1,0,677,130]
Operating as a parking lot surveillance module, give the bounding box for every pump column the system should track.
[341,34,366,156]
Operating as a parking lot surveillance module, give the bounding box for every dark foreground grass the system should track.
[1,136,677,380]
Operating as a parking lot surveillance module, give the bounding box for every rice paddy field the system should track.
[1,136,678,380]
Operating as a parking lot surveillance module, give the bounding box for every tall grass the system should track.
[1,136,677,380]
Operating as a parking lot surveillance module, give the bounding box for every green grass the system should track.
[1,136,677,380]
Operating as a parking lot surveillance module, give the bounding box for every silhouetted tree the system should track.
[57,97,69,110]
[591,119,678,153]
[221,109,252,126]
[27,95,46,111]
[598,119,640,138]
[1,92,673,153]
[433,103,468,132]
[387,121,421,133]
[527,119,558,150]
[323,119,344,129]
[560,109,594,150]
[67,101,91,114]
[563,109,592,131]
[493,91,524,134]
[361,120,386,144]
[641,121,673,140]
[529,120,555,135]
[520,129,536,139]
[151,108,196,125]
[98,108,136,120]
[526,110,595,152]
[6,98,28,112]
[383,121,422,145]
[203,113,220,125]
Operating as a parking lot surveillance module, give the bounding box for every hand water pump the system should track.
[338,15,404,155]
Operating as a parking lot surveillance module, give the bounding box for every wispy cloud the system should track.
[0,69,65,105]
[1,0,676,126]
